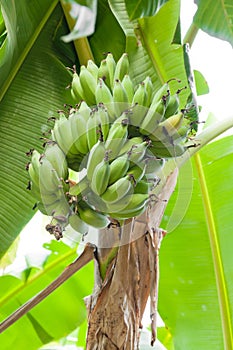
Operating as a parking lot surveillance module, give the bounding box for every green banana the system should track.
[69,212,88,234]
[113,53,129,82]
[128,140,149,165]
[132,82,148,107]
[149,112,184,141]
[95,78,115,121]
[151,81,170,105]
[133,179,151,194]
[98,59,110,88]
[43,142,68,180]
[108,204,146,220]
[78,200,110,228]
[163,87,187,119]
[96,104,110,141]
[87,59,99,80]
[52,114,77,157]
[150,140,186,158]
[105,113,129,159]
[39,158,63,194]
[139,98,167,135]
[79,65,97,106]
[86,140,106,181]
[143,76,153,107]
[108,153,130,185]
[121,74,134,103]
[69,111,89,156]
[112,79,129,117]
[107,192,149,214]
[144,156,165,175]
[106,53,116,89]
[69,175,90,196]
[127,164,146,184]
[71,72,85,102]
[90,155,110,195]
[28,150,41,187]
[84,190,108,212]
[86,109,102,150]
[101,175,134,204]
[118,136,144,156]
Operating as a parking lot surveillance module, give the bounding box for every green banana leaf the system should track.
[159,135,233,349]
[108,0,191,107]
[194,0,233,46]
[0,1,77,257]
[0,240,94,349]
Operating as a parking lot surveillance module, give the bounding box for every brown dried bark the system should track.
[85,169,178,349]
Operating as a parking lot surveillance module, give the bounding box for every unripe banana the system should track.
[121,74,134,103]
[95,78,115,121]
[127,164,146,184]
[128,140,150,165]
[43,143,68,180]
[69,212,88,234]
[28,150,41,187]
[52,114,77,157]
[108,154,130,185]
[143,76,153,107]
[105,113,129,159]
[113,53,129,82]
[132,82,148,107]
[163,87,186,119]
[96,104,110,141]
[106,53,116,90]
[108,204,146,220]
[98,59,110,88]
[84,190,108,212]
[79,65,97,105]
[86,109,102,150]
[163,93,179,119]
[87,59,99,80]
[144,156,165,175]
[69,111,89,156]
[150,140,186,158]
[118,136,144,156]
[113,79,128,103]
[101,175,134,204]
[112,79,129,117]
[149,112,184,142]
[139,98,167,135]
[78,201,110,228]
[39,158,62,194]
[86,140,106,181]
[133,179,151,194]
[107,192,149,214]
[69,175,90,196]
[151,81,170,105]
[71,72,85,102]
[90,155,110,195]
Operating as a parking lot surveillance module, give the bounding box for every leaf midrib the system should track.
[0,0,58,102]
[194,152,233,350]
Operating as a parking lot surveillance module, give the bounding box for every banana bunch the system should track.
[27,53,197,237]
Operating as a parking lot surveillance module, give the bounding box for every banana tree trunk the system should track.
[85,169,178,349]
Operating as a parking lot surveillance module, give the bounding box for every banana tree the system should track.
[0,0,233,349]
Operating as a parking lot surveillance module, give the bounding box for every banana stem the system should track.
[183,21,199,48]
[60,1,94,65]
[179,116,233,166]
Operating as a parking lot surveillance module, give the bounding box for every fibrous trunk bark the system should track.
[85,169,178,349]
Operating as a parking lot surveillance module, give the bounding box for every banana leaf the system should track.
[159,135,233,349]
[0,239,94,349]
[194,0,233,46]
[0,1,77,257]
